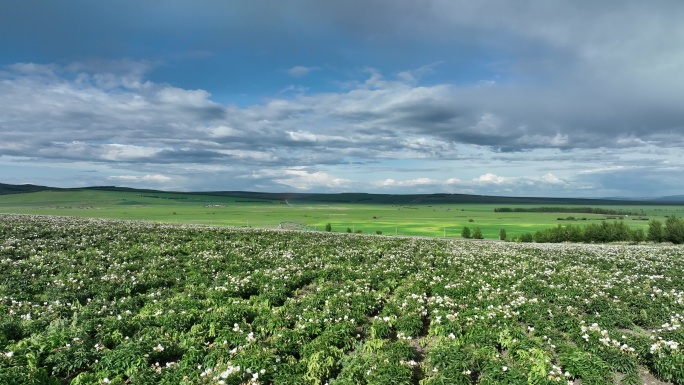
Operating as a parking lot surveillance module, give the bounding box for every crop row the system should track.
[0,214,682,384]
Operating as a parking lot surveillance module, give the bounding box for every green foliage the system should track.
[472,227,483,239]
[519,232,534,242]
[0,188,677,239]
[531,220,652,244]
[304,346,343,384]
[558,349,612,385]
[325,222,332,232]
[495,206,640,215]
[0,214,682,384]
[499,228,506,240]
[630,228,645,243]
[461,226,471,239]
[648,219,665,242]
[665,215,684,244]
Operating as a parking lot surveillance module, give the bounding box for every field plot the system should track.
[3,189,684,239]
[0,214,682,385]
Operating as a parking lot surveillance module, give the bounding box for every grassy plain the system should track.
[1,189,684,239]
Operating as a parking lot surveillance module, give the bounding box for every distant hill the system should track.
[1,182,683,205]
[652,195,684,202]
[196,191,660,205]
[0,183,55,195]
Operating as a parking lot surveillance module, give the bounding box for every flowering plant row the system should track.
[0,214,682,384]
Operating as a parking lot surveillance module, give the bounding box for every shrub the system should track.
[473,227,483,239]
[520,233,534,242]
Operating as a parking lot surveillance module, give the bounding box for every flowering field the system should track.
[1,215,682,385]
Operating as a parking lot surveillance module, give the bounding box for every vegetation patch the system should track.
[0,214,682,384]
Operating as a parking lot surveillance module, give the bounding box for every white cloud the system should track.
[286,66,318,77]
[209,125,241,138]
[371,172,569,194]
[473,173,511,185]
[108,174,172,183]
[0,55,681,196]
[273,169,350,190]
[156,86,214,107]
[578,166,634,175]
[287,131,318,142]
[541,173,566,185]
[101,144,161,161]
[374,178,439,187]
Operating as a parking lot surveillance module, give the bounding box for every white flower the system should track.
[102,379,110,384]
[4,351,13,358]
[503,366,508,371]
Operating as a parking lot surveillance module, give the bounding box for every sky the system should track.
[1,1,683,197]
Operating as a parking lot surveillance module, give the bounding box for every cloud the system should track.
[375,178,439,187]
[108,174,172,183]
[2,1,684,195]
[1,59,682,196]
[286,66,319,77]
[371,172,572,196]
[473,173,511,185]
[272,169,351,190]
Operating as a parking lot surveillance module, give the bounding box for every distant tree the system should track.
[665,216,684,244]
[325,223,332,232]
[583,223,602,243]
[566,225,584,243]
[520,233,534,243]
[499,228,507,241]
[346,227,352,233]
[473,227,483,239]
[461,226,471,239]
[647,219,664,242]
[630,228,645,243]
[376,230,382,235]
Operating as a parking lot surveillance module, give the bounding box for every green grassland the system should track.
[2,189,684,239]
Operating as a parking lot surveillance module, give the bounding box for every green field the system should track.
[1,189,684,239]
[1,215,682,384]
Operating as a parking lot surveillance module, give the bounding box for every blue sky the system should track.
[1,1,683,197]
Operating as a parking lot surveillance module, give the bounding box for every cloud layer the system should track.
[1,1,683,196]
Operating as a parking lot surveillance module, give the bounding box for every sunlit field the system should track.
[1,214,682,384]
[1,190,683,239]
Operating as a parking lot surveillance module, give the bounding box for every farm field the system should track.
[1,189,684,239]
[0,214,682,384]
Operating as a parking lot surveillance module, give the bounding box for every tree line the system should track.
[494,207,641,216]
[513,216,684,244]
